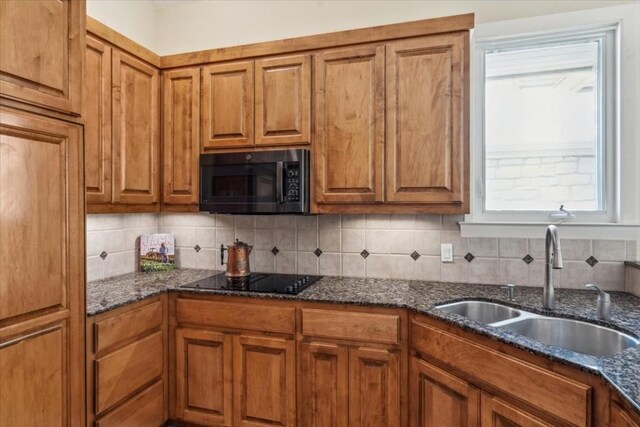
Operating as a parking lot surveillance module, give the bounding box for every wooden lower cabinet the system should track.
[175,328,233,426]
[299,341,400,427]
[481,393,553,427]
[175,328,296,427]
[410,357,479,427]
[611,401,640,427]
[299,341,349,427]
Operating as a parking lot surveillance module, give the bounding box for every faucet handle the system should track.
[585,284,610,301]
[501,283,516,300]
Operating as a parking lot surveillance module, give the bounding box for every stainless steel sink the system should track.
[498,317,640,357]
[437,301,521,324]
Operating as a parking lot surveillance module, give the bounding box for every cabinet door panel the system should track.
[349,346,400,427]
[0,0,83,115]
[0,111,80,321]
[411,357,479,427]
[162,68,200,205]
[202,61,254,149]
[176,328,233,426]
[300,341,349,427]
[255,55,311,146]
[386,33,468,204]
[611,402,640,427]
[234,334,296,427]
[315,46,384,203]
[112,50,159,204]
[0,323,68,426]
[84,35,112,204]
[481,393,553,427]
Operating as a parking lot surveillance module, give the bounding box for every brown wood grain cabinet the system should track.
[84,32,161,213]
[0,108,85,426]
[410,357,479,427]
[480,393,554,427]
[0,0,84,116]
[162,67,201,206]
[314,45,385,204]
[112,50,160,205]
[611,401,640,427]
[175,328,233,426]
[385,33,468,205]
[299,341,349,427]
[84,35,113,204]
[201,61,255,149]
[87,297,168,426]
[255,54,311,146]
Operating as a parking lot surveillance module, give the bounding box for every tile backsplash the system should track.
[87,213,637,291]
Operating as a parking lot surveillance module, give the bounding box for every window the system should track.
[474,25,618,223]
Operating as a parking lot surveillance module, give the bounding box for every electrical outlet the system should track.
[441,243,453,262]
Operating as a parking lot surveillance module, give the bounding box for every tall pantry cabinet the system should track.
[0,0,86,426]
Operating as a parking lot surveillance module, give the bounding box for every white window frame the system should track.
[472,24,618,224]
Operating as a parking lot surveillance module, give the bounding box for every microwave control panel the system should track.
[284,163,300,202]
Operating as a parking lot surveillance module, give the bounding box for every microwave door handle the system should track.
[276,161,285,204]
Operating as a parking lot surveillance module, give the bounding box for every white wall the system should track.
[87,0,157,52]
[87,0,636,56]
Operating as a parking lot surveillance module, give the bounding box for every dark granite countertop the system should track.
[87,269,640,414]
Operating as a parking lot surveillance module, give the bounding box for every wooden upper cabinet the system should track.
[410,357,479,427]
[315,46,385,203]
[84,35,112,204]
[112,50,160,204]
[385,33,468,205]
[202,61,254,149]
[348,346,400,426]
[0,0,84,115]
[176,328,233,426]
[255,55,311,146]
[162,68,200,205]
[233,334,296,427]
[481,393,553,427]
[299,341,349,427]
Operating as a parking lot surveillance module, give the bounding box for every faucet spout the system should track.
[543,225,563,309]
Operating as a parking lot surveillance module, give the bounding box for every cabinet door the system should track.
[255,55,311,146]
[84,35,112,204]
[410,357,479,427]
[162,68,200,205]
[175,328,233,426]
[233,334,296,427]
[299,341,349,427]
[611,402,640,427]
[315,46,385,203]
[112,50,160,204]
[0,108,84,426]
[348,346,400,426]
[481,393,553,427]
[202,61,254,149]
[386,33,468,205]
[0,0,84,115]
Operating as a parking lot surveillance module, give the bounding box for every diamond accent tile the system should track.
[410,251,420,261]
[314,248,323,257]
[360,249,370,259]
[99,251,108,260]
[271,246,280,256]
[586,255,599,267]
[522,254,534,264]
[194,244,201,253]
[464,252,475,262]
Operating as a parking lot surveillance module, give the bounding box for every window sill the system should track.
[460,221,640,240]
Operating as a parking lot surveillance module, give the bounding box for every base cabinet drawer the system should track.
[96,380,164,427]
[95,330,164,415]
[301,308,399,344]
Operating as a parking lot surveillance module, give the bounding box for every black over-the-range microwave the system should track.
[200,149,310,214]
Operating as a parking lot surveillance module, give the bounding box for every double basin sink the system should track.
[436,300,639,357]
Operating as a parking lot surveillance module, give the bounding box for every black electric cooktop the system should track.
[180,273,322,295]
